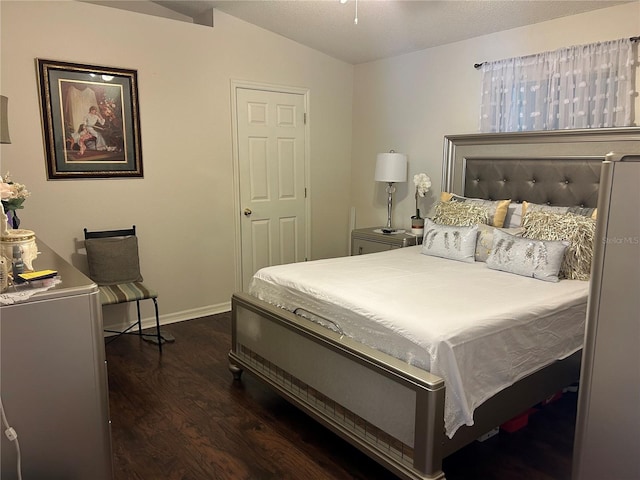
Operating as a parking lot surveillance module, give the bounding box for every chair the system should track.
[83,225,162,352]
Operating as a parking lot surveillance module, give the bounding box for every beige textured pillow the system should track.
[522,211,596,280]
[440,192,511,227]
[85,236,143,285]
[522,201,597,221]
[432,200,490,227]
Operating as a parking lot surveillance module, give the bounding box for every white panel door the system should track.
[236,87,307,290]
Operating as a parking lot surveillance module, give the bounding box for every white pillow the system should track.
[486,229,568,282]
[504,203,523,228]
[421,219,478,263]
[475,225,525,262]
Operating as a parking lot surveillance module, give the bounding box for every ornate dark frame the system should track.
[37,59,143,179]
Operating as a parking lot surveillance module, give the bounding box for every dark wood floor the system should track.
[106,313,578,480]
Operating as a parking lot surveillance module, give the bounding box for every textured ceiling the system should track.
[88,0,633,64]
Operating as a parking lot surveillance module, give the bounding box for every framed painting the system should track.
[36,59,143,179]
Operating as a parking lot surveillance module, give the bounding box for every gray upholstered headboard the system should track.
[463,157,601,207]
[442,128,640,206]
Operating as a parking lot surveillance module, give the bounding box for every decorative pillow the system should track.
[85,236,144,285]
[521,201,597,221]
[522,211,596,280]
[440,192,511,227]
[421,219,478,263]
[475,225,525,262]
[432,200,489,226]
[486,229,568,282]
[504,203,523,228]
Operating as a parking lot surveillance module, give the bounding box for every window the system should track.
[479,38,635,132]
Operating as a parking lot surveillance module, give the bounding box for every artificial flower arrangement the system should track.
[1,172,30,230]
[413,173,432,219]
[411,173,431,233]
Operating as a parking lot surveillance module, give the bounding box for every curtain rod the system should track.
[474,35,640,69]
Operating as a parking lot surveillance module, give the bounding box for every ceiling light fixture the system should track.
[339,0,358,25]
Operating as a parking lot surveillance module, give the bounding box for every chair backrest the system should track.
[83,226,143,286]
[84,225,136,240]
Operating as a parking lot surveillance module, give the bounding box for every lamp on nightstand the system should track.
[375,150,407,232]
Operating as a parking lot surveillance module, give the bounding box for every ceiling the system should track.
[87,0,632,64]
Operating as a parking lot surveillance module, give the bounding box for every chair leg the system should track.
[152,297,162,353]
[136,300,142,335]
[103,299,162,353]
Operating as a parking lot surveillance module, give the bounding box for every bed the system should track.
[229,127,640,480]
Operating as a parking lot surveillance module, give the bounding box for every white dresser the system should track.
[0,240,112,480]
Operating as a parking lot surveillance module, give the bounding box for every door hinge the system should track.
[304,187,307,198]
[304,112,307,124]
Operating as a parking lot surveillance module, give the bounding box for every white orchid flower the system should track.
[413,173,431,197]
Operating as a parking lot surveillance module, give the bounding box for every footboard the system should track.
[229,292,447,480]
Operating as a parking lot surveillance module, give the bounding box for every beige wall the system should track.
[351,2,640,231]
[1,1,638,328]
[0,1,354,327]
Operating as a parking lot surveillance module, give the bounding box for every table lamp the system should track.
[375,150,407,232]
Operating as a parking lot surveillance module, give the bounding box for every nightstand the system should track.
[351,227,421,255]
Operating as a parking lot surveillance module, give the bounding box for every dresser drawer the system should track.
[351,228,420,255]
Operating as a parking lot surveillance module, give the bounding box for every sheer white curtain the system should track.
[479,38,635,132]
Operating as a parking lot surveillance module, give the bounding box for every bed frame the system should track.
[229,128,640,480]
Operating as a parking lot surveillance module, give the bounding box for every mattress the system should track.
[249,246,589,437]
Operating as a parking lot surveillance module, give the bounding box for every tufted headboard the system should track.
[442,128,640,207]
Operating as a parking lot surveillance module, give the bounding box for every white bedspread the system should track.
[249,246,589,438]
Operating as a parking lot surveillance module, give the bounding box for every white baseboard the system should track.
[103,301,231,335]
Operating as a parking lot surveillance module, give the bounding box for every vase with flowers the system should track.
[1,172,30,231]
[411,172,431,235]
[1,173,38,274]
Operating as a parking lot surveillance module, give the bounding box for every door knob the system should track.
[243,208,252,216]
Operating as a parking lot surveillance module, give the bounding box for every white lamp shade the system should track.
[375,152,407,183]
[0,96,10,144]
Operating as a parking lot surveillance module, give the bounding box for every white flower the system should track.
[0,182,12,201]
[413,173,431,197]
[1,172,30,211]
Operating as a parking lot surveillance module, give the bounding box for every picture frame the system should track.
[36,59,143,179]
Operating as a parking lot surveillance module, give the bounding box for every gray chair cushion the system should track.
[85,236,143,285]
